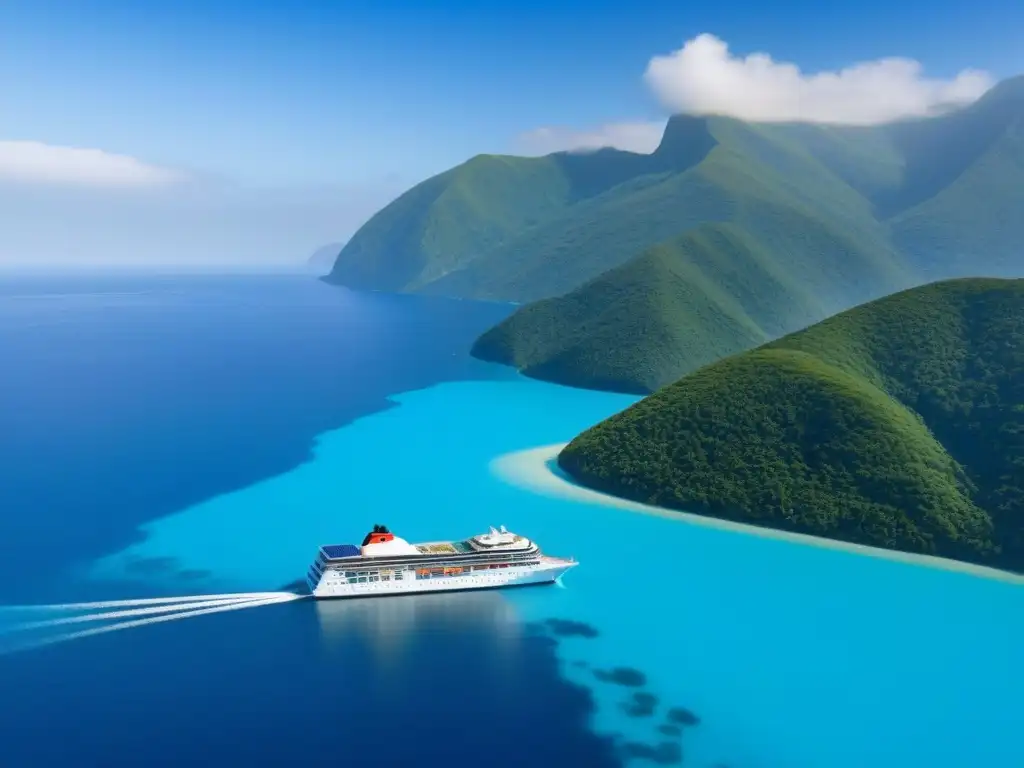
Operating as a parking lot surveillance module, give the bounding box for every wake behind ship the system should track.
[306,524,577,599]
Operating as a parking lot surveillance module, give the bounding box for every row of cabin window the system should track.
[325,551,535,568]
[343,563,518,575]
[339,563,521,582]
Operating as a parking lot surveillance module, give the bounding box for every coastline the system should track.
[491,443,1024,586]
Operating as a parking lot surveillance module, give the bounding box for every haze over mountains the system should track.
[306,242,345,275]
[325,75,1024,392]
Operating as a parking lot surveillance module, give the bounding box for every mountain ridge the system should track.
[325,76,1023,392]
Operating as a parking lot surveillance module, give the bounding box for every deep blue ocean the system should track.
[0,274,1020,768]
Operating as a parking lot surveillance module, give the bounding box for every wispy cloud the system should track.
[0,141,182,188]
[644,34,994,125]
[515,121,666,155]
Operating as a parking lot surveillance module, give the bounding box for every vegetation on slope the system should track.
[428,115,903,303]
[468,82,1023,389]
[329,77,1022,393]
[329,80,1023,302]
[472,220,830,392]
[884,76,1024,277]
[470,175,911,393]
[324,139,704,293]
[558,279,1024,571]
[324,155,579,292]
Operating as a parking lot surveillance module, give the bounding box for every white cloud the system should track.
[516,121,666,155]
[0,140,181,187]
[643,33,995,125]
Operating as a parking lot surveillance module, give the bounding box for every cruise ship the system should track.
[306,524,577,599]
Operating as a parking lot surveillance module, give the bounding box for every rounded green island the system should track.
[559,278,1024,572]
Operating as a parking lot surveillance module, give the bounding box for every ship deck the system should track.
[415,541,474,555]
[318,540,539,566]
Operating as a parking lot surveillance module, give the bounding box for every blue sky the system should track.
[0,0,1019,267]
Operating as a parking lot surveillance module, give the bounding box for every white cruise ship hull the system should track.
[309,560,575,600]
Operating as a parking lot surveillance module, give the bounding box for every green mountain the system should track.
[472,219,847,393]
[326,76,1024,391]
[325,147,678,293]
[328,114,907,302]
[886,77,1024,278]
[557,278,1024,572]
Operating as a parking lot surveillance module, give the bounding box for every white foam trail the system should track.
[0,591,301,612]
[3,596,265,633]
[1,594,302,656]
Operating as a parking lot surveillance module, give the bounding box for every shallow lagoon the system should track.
[93,377,1023,768]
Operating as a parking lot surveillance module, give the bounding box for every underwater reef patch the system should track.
[622,691,658,718]
[593,666,647,687]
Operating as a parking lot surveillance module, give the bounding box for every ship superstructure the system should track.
[306,524,576,599]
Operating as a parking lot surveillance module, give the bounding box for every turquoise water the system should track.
[2,275,1020,766]
[90,376,1023,768]
[1,276,625,767]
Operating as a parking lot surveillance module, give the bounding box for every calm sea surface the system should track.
[0,274,1020,768]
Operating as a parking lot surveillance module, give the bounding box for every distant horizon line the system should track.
[0,263,327,276]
